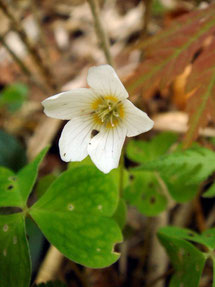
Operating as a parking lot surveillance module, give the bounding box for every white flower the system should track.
[42,65,154,173]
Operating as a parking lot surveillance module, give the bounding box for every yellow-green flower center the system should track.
[92,96,124,128]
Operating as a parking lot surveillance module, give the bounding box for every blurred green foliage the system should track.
[0,83,28,112]
[0,129,27,171]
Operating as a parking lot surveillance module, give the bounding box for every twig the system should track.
[147,268,174,287]
[206,205,215,228]
[146,213,169,287]
[0,0,57,91]
[193,189,206,232]
[119,240,128,282]
[0,33,48,93]
[154,172,175,209]
[34,246,63,284]
[142,0,153,38]
[27,117,61,160]
[0,33,31,77]
[87,0,113,66]
[30,0,52,68]
[172,202,193,227]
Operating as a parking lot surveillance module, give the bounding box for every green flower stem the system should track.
[119,146,125,198]
[87,0,114,66]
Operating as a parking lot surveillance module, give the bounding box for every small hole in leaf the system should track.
[7,185,13,190]
[150,196,156,204]
[187,232,195,237]
[63,153,66,156]
[91,129,99,138]
[112,243,120,255]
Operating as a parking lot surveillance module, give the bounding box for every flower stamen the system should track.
[93,96,124,128]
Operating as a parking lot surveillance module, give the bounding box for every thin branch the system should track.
[147,268,174,287]
[87,0,113,66]
[0,33,31,77]
[193,189,206,232]
[0,0,57,91]
[146,213,169,287]
[30,0,52,68]
[142,0,153,38]
[34,246,63,284]
[0,33,48,93]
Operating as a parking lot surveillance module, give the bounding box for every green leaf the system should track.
[0,83,28,112]
[203,183,215,198]
[159,226,215,251]
[0,129,27,171]
[158,228,207,287]
[126,132,177,164]
[26,217,44,273]
[0,213,31,287]
[35,281,66,287]
[136,146,215,185]
[0,167,22,207]
[0,147,48,208]
[17,146,49,207]
[35,174,57,199]
[112,198,127,229]
[161,172,198,202]
[68,155,94,169]
[124,171,167,216]
[30,166,122,268]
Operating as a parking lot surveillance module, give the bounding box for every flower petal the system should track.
[59,117,94,162]
[87,65,128,100]
[124,100,154,137]
[87,125,127,174]
[42,88,97,120]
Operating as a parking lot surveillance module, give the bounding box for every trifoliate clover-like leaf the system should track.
[30,166,122,268]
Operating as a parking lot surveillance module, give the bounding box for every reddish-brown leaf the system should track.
[184,39,215,146]
[125,4,215,98]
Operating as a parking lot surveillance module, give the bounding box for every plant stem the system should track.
[119,147,125,197]
[87,0,113,66]
[193,189,206,232]
[142,0,153,38]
